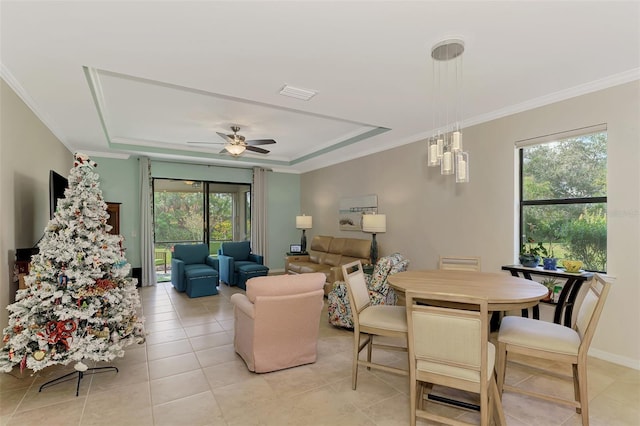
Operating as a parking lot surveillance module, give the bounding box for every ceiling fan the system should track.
[187,126,276,156]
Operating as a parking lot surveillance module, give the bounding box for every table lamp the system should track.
[362,213,386,265]
[295,215,313,253]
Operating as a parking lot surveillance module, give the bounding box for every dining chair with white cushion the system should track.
[405,291,505,426]
[342,260,408,390]
[438,255,482,271]
[496,273,612,426]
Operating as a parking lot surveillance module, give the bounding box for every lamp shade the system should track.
[362,214,386,233]
[296,215,313,229]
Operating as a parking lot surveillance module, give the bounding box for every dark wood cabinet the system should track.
[106,202,121,235]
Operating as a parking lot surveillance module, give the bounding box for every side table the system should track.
[502,265,594,327]
[286,252,308,256]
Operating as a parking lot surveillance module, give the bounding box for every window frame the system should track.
[517,127,607,272]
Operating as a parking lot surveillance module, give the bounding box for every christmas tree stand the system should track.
[39,362,118,396]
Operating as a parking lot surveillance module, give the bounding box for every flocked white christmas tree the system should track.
[1,153,145,373]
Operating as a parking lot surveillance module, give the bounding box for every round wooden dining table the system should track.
[388,269,548,312]
[388,269,548,412]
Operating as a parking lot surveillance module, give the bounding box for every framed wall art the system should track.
[338,194,378,231]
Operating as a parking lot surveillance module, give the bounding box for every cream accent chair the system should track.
[230,272,325,373]
[405,291,506,426]
[438,255,482,271]
[343,260,408,390]
[496,273,612,426]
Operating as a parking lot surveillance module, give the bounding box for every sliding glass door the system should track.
[153,179,251,281]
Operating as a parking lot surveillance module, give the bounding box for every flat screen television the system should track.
[49,170,68,219]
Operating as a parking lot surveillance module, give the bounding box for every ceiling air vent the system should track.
[279,85,317,101]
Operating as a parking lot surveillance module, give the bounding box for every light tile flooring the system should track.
[1,282,638,425]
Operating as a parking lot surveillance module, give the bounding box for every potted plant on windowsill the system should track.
[542,242,557,270]
[519,223,547,268]
[542,227,562,270]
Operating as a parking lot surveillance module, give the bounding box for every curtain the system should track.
[251,167,268,259]
[139,157,156,287]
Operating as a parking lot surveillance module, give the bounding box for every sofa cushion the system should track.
[299,263,331,274]
[310,235,332,252]
[221,241,251,261]
[343,239,371,258]
[308,250,326,264]
[323,253,342,267]
[233,260,257,271]
[184,264,218,277]
[328,238,346,254]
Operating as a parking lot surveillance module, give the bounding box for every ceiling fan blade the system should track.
[217,132,234,143]
[246,139,276,146]
[246,146,270,154]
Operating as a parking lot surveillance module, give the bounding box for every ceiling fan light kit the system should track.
[187,125,276,156]
[225,143,246,156]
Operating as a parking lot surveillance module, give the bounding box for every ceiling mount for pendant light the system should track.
[431,39,465,61]
[427,38,469,183]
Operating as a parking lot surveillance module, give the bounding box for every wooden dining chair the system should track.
[496,273,612,426]
[342,260,408,390]
[405,291,505,426]
[439,255,482,271]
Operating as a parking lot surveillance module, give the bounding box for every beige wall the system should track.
[1,79,72,330]
[301,81,640,368]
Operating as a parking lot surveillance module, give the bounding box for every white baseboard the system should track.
[589,347,640,370]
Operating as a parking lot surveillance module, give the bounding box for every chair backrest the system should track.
[438,255,481,272]
[220,241,251,261]
[246,273,325,303]
[405,291,489,385]
[173,244,209,265]
[342,260,370,314]
[575,273,612,352]
[368,253,409,294]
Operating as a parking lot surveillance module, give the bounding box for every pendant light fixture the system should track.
[427,38,470,183]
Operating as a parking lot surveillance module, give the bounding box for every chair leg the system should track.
[491,376,507,426]
[572,363,581,412]
[409,372,417,426]
[496,342,507,395]
[576,362,590,426]
[366,334,373,370]
[480,382,489,426]
[352,332,360,390]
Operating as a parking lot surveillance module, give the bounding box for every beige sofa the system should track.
[285,235,371,295]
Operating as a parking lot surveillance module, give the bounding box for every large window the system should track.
[152,179,251,281]
[518,126,607,272]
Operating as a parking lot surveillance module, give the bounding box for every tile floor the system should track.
[1,281,638,425]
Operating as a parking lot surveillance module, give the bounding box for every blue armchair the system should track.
[218,241,269,290]
[171,244,219,297]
